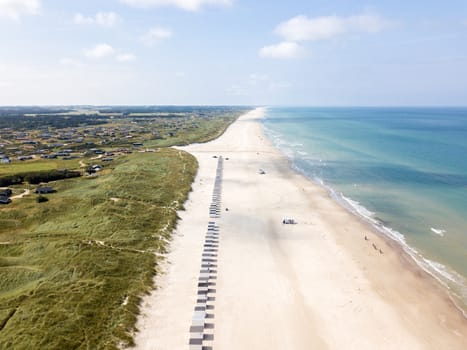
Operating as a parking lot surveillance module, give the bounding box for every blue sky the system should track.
[0,0,466,105]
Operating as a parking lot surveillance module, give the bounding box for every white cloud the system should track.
[120,0,232,12]
[116,53,136,62]
[275,14,389,42]
[141,27,172,46]
[0,0,40,20]
[74,12,120,27]
[259,42,302,59]
[84,44,116,59]
[82,45,135,63]
[95,12,120,27]
[73,13,89,24]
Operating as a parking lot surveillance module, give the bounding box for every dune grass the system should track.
[146,114,238,147]
[0,150,197,349]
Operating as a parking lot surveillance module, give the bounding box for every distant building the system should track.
[0,188,12,197]
[89,164,103,172]
[41,154,58,159]
[55,152,70,157]
[35,187,55,194]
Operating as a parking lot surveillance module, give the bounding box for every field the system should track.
[0,159,82,177]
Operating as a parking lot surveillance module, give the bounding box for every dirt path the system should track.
[11,189,30,200]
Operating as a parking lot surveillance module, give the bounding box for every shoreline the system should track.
[261,113,467,318]
[133,107,467,349]
[281,150,467,317]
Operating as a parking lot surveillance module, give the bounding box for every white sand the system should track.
[133,108,467,349]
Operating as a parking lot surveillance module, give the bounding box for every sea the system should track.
[263,107,467,313]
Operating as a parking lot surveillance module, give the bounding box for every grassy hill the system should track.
[0,150,197,349]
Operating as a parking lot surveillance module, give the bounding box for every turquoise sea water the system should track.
[263,107,467,311]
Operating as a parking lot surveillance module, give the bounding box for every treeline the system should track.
[0,169,81,187]
[0,115,107,130]
[0,107,72,115]
[99,106,251,116]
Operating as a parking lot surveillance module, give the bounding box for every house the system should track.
[41,154,58,159]
[0,188,12,197]
[55,151,70,157]
[91,164,103,172]
[35,187,55,194]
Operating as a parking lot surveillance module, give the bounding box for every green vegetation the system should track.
[0,159,81,177]
[0,106,250,349]
[0,150,197,349]
[0,169,81,187]
[0,114,106,129]
[147,114,238,147]
[36,195,48,203]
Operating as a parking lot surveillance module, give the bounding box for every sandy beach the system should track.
[133,108,467,349]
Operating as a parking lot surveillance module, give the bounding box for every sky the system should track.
[0,0,466,106]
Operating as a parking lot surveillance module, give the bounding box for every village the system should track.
[0,107,243,205]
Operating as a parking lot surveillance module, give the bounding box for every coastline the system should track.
[261,113,467,317]
[133,107,467,349]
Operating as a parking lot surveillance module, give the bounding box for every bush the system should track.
[85,166,96,174]
[1,169,81,186]
[0,175,23,187]
[36,195,49,203]
[25,169,81,184]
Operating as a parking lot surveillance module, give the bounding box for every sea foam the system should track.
[431,228,446,237]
